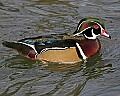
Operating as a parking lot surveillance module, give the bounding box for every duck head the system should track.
[74,18,111,39]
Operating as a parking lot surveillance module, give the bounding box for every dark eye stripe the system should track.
[93,28,101,35]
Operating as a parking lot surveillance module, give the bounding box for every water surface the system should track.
[0,0,120,96]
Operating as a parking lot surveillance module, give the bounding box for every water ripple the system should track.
[0,0,120,96]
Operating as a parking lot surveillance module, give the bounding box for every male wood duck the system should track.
[2,18,111,63]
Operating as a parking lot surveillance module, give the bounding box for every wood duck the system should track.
[2,18,111,63]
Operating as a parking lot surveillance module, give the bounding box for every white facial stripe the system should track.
[76,20,103,32]
[76,20,87,32]
[74,27,91,36]
[75,21,104,39]
[40,47,68,54]
[76,42,87,60]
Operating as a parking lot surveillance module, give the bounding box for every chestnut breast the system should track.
[79,39,101,58]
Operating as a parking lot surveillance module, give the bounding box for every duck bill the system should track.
[101,29,111,39]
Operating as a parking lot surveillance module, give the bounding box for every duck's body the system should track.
[2,18,111,63]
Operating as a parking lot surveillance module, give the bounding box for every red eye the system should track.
[93,25,99,29]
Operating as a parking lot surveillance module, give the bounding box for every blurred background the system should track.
[0,0,120,96]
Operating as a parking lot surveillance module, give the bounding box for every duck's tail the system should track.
[2,41,18,49]
[2,41,36,59]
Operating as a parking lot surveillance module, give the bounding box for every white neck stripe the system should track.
[76,42,87,60]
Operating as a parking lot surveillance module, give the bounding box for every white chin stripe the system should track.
[76,42,87,60]
[84,29,99,40]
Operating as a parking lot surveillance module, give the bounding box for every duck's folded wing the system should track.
[34,39,77,54]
